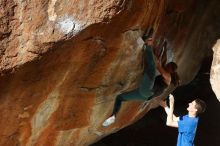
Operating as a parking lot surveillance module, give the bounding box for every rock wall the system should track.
[210,40,220,101]
[0,0,219,145]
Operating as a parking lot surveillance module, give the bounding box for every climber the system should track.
[159,94,206,146]
[102,29,180,127]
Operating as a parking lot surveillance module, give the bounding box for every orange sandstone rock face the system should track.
[0,0,219,145]
[0,0,162,145]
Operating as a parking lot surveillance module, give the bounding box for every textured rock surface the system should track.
[0,0,219,146]
[0,0,163,145]
[210,40,220,101]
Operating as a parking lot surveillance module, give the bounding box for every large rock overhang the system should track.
[0,0,219,145]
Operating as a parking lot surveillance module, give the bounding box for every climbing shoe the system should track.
[102,115,116,127]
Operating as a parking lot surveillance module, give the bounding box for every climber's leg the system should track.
[102,89,147,127]
[102,95,126,127]
[139,45,156,97]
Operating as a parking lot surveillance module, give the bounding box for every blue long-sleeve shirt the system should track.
[177,115,199,146]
